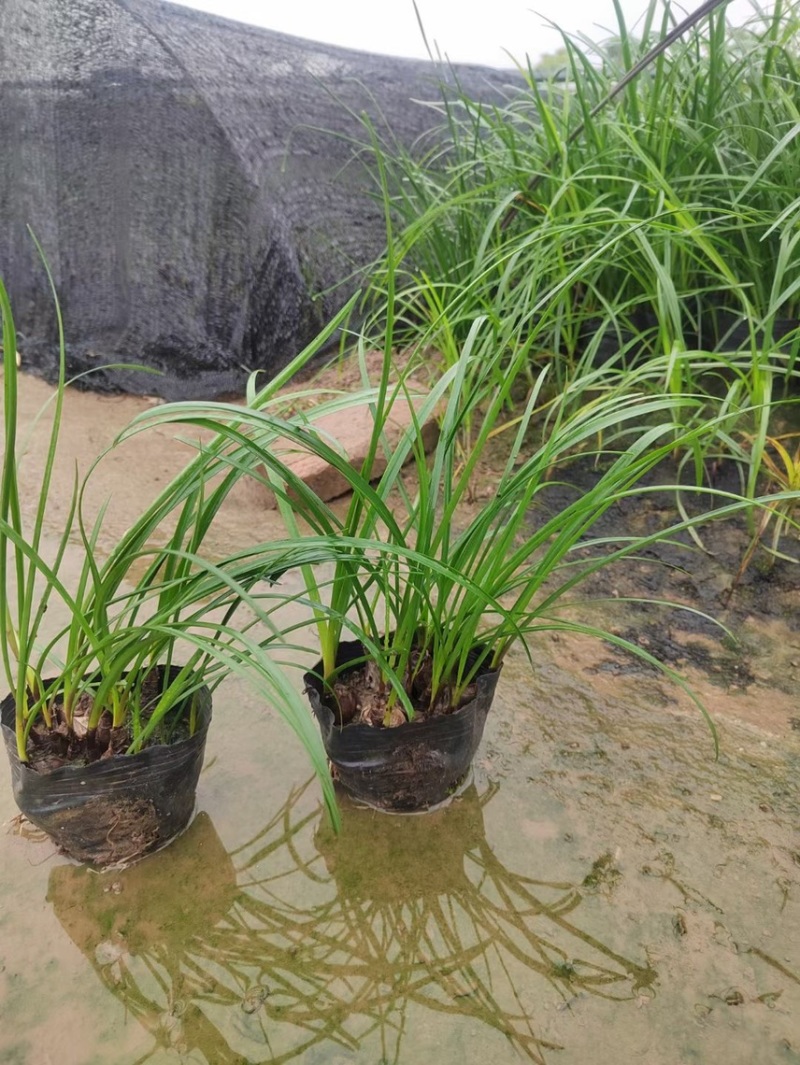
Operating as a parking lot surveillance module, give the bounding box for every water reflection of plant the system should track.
[47,813,245,1062]
[50,786,656,1064]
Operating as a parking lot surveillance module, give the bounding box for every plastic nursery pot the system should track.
[0,668,212,866]
[304,640,501,812]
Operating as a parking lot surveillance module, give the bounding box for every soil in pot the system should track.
[305,639,500,812]
[0,666,212,866]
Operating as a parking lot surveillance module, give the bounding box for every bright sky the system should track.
[167,0,761,67]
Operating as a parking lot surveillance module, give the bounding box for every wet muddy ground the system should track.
[0,378,798,1064]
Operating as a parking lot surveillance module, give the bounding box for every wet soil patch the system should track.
[537,457,800,619]
[528,456,800,708]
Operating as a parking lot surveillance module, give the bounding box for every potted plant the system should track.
[293,338,723,810]
[128,296,743,812]
[0,265,343,865]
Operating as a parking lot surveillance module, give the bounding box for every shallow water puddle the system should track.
[1,648,798,1065]
[1,378,798,1063]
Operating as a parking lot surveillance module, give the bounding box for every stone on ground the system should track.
[264,390,438,505]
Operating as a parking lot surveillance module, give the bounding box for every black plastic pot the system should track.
[1,668,212,866]
[304,640,500,812]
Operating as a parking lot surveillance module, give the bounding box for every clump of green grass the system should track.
[353,0,800,500]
